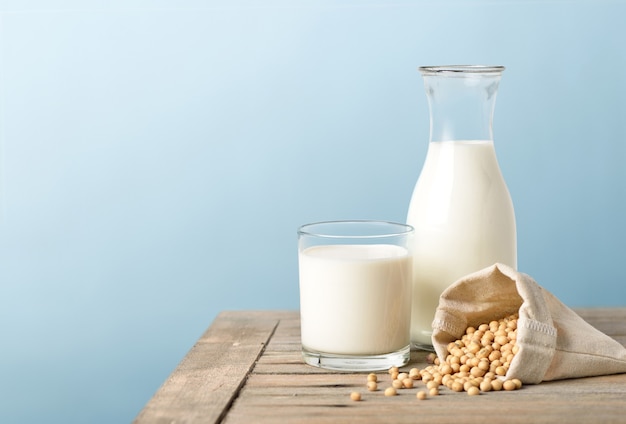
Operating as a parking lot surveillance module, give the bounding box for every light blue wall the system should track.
[1,1,625,422]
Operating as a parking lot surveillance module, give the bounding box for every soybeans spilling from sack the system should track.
[350,314,522,401]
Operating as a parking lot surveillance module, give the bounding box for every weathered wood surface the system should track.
[135,308,626,424]
[133,310,293,424]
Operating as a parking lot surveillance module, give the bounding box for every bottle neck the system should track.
[421,66,502,143]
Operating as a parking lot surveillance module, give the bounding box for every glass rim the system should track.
[298,219,414,239]
[419,65,505,75]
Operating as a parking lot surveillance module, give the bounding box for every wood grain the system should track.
[133,311,291,424]
[135,308,626,424]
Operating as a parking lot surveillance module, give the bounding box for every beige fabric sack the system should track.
[431,263,626,384]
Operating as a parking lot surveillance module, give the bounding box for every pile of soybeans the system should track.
[350,313,522,401]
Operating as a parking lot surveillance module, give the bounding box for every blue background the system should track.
[1,1,625,422]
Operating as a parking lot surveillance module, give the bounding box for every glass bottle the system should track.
[407,65,517,350]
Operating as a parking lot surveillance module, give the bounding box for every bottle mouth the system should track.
[419,65,505,75]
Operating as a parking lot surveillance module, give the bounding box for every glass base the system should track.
[302,345,410,372]
[411,341,435,352]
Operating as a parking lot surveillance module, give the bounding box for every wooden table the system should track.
[134,308,626,423]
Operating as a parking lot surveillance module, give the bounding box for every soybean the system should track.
[503,380,517,391]
[467,386,480,396]
[384,387,397,397]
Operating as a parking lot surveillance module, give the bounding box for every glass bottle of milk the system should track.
[407,66,517,350]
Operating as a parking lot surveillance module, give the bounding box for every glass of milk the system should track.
[298,220,414,371]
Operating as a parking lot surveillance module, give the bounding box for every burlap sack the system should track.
[431,263,626,384]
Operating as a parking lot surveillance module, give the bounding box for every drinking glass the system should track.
[298,220,414,371]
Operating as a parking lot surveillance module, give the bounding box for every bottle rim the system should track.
[419,65,505,75]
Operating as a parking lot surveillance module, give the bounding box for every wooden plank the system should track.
[133,311,289,424]
[225,373,626,424]
[575,307,626,336]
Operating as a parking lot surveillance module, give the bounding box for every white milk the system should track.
[299,244,412,355]
[407,140,517,346]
